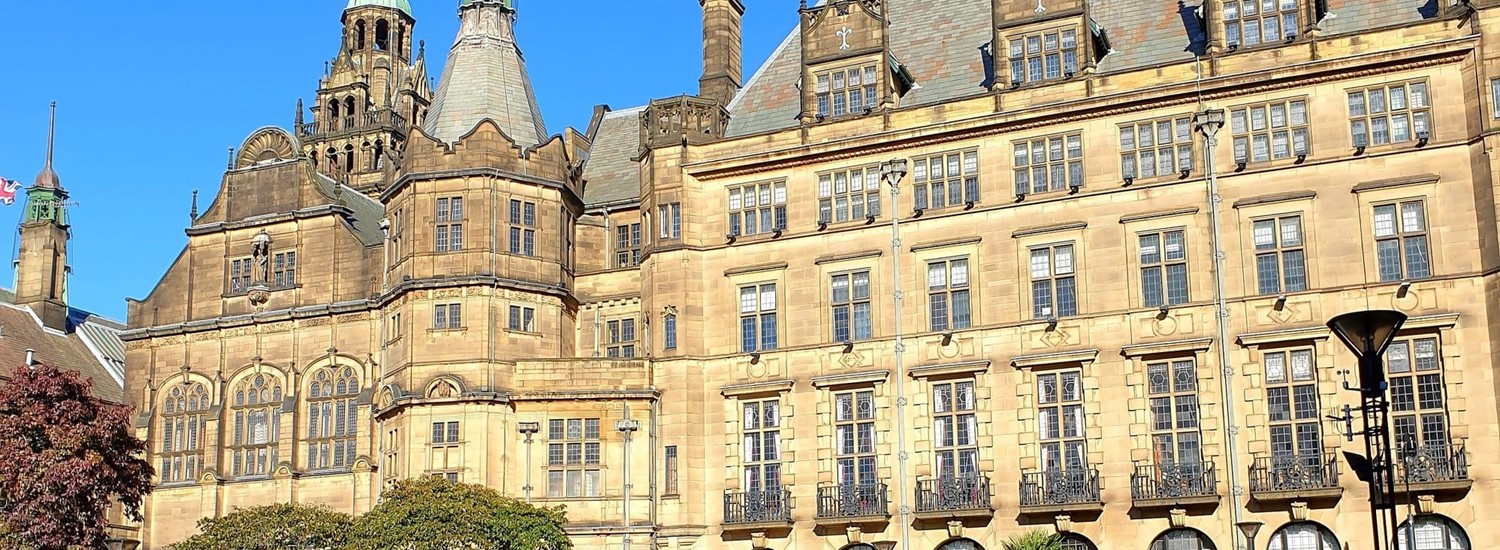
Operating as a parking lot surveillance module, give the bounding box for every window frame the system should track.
[834,389,878,486]
[926,257,973,332]
[912,150,980,211]
[429,420,461,482]
[1119,115,1195,181]
[1029,243,1078,319]
[306,366,360,471]
[435,196,464,253]
[229,374,284,479]
[657,202,682,240]
[728,181,787,238]
[739,283,779,352]
[159,382,210,484]
[1222,0,1301,49]
[1385,335,1451,455]
[817,165,882,225]
[831,270,874,343]
[272,251,297,289]
[1006,26,1080,85]
[1014,132,1085,196]
[508,305,537,333]
[433,303,463,330]
[1373,199,1432,282]
[741,398,783,492]
[932,380,979,480]
[606,318,637,358]
[614,222,642,268]
[663,313,678,350]
[546,418,603,498]
[229,257,252,294]
[1230,97,1311,164]
[1147,358,1204,468]
[815,64,879,119]
[1036,370,1086,472]
[1138,229,1189,308]
[509,199,538,257]
[1348,80,1431,148]
[1253,214,1308,295]
[1263,348,1322,461]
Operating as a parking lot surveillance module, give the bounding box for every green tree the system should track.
[170,503,354,550]
[1002,529,1062,550]
[350,477,570,550]
[0,362,153,550]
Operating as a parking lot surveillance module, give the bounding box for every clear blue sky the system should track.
[0,0,799,321]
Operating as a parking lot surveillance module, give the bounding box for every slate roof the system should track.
[0,290,125,403]
[423,2,549,146]
[317,173,386,246]
[581,106,646,207]
[725,0,1437,137]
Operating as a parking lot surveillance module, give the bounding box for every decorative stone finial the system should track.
[189,190,199,221]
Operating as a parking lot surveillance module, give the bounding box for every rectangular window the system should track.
[429,421,460,481]
[663,314,678,350]
[1014,133,1084,195]
[508,305,536,332]
[1222,0,1299,47]
[1373,200,1431,282]
[913,150,980,211]
[509,199,538,257]
[933,380,979,479]
[664,445,679,496]
[1264,349,1321,461]
[927,258,972,331]
[834,390,877,486]
[1349,81,1430,147]
[1230,98,1310,164]
[739,283,778,352]
[1007,27,1079,84]
[741,399,782,491]
[547,418,602,498]
[1493,78,1500,119]
[728,181,787,237]
[387,312,402,342]
[817,166,882,224]
[1030,244,1077,319]
[1139,230,1189,308]
[1037,370,1085,471]
[390,208,405,260]
[815,64,878,118]
[615,223,642,268]
[831,271,873,343]
[1254,214,1307,294]
[1148,359,1203,467]
[435,197,464,252]
[272,251,297,289]
[657,203,682,240]
[606,318,637,358]
[1386,337,1450,456]
[433,303,462,330]
[1119,116,1195,180]
[229,258,252,294]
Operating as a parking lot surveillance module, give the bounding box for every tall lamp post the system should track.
[518,421,541,503]
[617,415,641,550]
[879,158,911,550]
[1327,309,1408,550]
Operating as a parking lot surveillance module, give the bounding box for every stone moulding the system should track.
[1351,173,1440,193]
[1119,337,1214,358]
[724,262,790,277]
[1119,207,1200,225]
[1010,349,1099,370]
[810,369,889,388]
[720,379,796,397]
[1011,221,1087,239]
[1232,190,1317,209]
[1237,326,1331,348]
[911,236,982,253]
[909,359,991,379]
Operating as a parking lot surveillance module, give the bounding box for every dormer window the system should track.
[1224,0,1299,48]
[817,65,878,119]
[1009,28,1078,85]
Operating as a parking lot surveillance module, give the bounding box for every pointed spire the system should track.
[227,147,236,170]
[190,190,199,221]
[418,39,426,60]
[32,102,60,189]
[295,98,305,127]
[422,0,548,146]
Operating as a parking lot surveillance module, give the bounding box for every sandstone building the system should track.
[124,0,1497,549]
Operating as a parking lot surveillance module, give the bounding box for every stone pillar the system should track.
[698,0,746,106]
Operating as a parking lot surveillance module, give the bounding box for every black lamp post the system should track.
[1327,309,1407,550]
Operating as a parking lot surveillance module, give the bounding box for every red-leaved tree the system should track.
[0,363,153,550]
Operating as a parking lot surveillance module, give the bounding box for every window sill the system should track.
[1014,187,1080,201]
[1003,74,1083,91]
[726,231,785,244]
[428,327,468,334]
[155,480,199,489]
[818,217,882,230]
[912,202,979,217]
[507,329,542,336]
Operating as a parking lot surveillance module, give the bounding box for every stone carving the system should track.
[429,379,458,398]
[235,127,302,169]
[251,230,272,284]
[837,27,853,49]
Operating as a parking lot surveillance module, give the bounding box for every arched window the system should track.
[1268,523,1339,550]
[230,373,283,477]
[160,382,210,483]
[311,150,319,168]
[343,144,356,173]
[397,23,406,57]
[373,140,385,170]
[1398,516,1470,550]
[1060,534,1098,550]
[328,99,340,119]
[354,20,367,49]
[326,147,340,173]
[375,19,390,51]
[343,97,357,128]
[937,539,985,550]
[308,367,360,470]
[1150,528,1217,550]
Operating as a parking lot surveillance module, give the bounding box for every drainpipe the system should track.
[617,402,640,550]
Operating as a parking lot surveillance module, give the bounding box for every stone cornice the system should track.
[720,379,796,397]
[724,262,790,277]
[1011,349,1100,370]
[386,167,581,207]
[811,369,889,388]
[1012,221,1087,239]
[1120,337,1215,359]
[1237,326,1331,348]
[186,204,355,236]
[909,359,991,379]
[1233,191,1317,209]
[911,236,982,253]
[1351,173,1441,193]
[1119,208,1200,225]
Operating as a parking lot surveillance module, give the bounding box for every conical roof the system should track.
[345,0,412,17]
[422,0,548,146]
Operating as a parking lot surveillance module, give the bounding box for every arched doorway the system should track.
[937,538,985,550]
[1397,515,1470,550]
[1267,522,1339,550]
[1150,528,1217,550]
[1060,533,1098,550]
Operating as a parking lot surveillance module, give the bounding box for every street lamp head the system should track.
[517,421,540,434]
[1328,310,1407,359]
[1194,108,1227,137]
[880,158,909,188]
[1237,521,1264,543]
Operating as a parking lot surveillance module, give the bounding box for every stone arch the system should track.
[425,376,465,399]
[1149,528,1217,550]
[1059,533,1098,550]
[1397,515,1470,550]
[936,538,985,550]
[235,127,303,169]
[375,19,391,50]
[1267,522,1338,550]
[354,19,367,49]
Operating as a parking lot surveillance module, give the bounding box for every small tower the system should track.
[16,103,71,331]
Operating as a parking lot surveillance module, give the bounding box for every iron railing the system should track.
[1397,442,1468,485]
[723,488,792,525]
[1132,461,1218,501]
[915,475,991,512]
[1249,453,1339,494]
[1020,468,1101,507]
[816,483,888,519]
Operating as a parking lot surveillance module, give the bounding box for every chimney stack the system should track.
[698,0,746,106]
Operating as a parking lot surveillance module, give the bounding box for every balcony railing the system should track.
[1397,442,1469,487]
[1020,468,1102,509]
[1132,461,1219,503]
[723,488,792,526]
[816,483,889,519]
[297,109,409,139]
[1249,453,1340,497]
[915,475,992,513]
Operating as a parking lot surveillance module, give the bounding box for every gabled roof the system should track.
[726,0,1439,137]
[581,107,645,207]
[0,288,124,403]
[422,1,548,146]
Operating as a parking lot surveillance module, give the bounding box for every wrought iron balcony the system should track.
[815,483,889,523]
[723,488,793,528]
[1019,468,1103,512]
[1131,461,1220,507]
[1249,453,1341,501]
[914,475,992,518]
[1395,442,1471,493]
[297,109,409,139]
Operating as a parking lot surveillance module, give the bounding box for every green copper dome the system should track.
[345,0,412,16]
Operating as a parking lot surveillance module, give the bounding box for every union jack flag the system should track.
[0,178,18,205]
